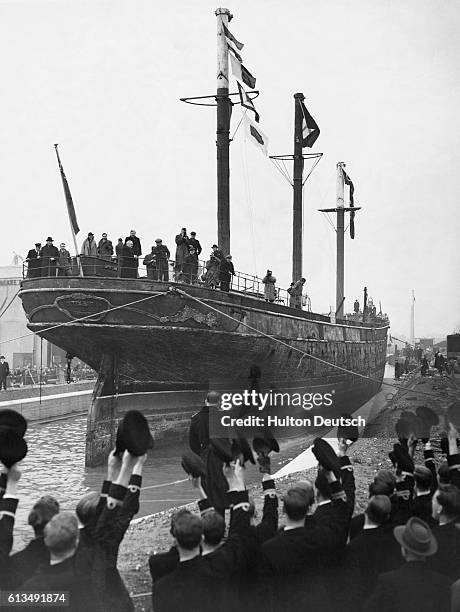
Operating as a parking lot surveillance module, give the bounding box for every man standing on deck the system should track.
[121,240,138,278]
[98,233,113,260]
[39,237,59,277]
[174,228,189,278]
[287,278,305,309]
[151,239,170,281]
[57,243,72,276]
[0,356,9,390]
[188,231,202,256]
[80,232,97,257]
[25,243,42,278]
[189,391,228,515]
[125,230,142,257]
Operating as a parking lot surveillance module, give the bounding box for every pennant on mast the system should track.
[243,114,268,156]
[229,54,256,89]
[342,168,355,238]
[237,82,259,122]
[300,100,320,148]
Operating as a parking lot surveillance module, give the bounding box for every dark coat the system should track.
[219,259,235,281]
[0,490,18,589]
[182,254,198,282]
[259,481,350,612]
[189,407,228,511]
[363,561,451,612]
[429,521,460,580]
[153,491,250,612]
[412,493,436,527]
[39,244,59,276]
[98,239,113,258]
[7,536,50,588]
[124,235,142,256]
[26,248,41,277]
[348,523,403,605]
[174,234,189,269]
[188,237,202,255]
[120,246,138,278]
[19,556,102,612]
[0,361,9,379]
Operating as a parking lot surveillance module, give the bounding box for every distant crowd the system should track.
[25,229,309,307]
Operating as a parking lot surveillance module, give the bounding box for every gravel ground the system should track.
[118,372,460,612]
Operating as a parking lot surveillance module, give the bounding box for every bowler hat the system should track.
[232,437,255,464]
[212,244,218,249]
[392,442,414,473]
[210,438,233,463]
[115,410,153,456]
[0,429,28,468]
[447,401,460,428]
[337,413,359,443]
[312,438,340,473]
[393,517,438,556]
[0,409,27,437]
[253,436,280,455]
[35,242,41,247]
[46,237,53,242]
[181,451,206,478]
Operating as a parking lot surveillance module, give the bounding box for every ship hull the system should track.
[19,277,388,463]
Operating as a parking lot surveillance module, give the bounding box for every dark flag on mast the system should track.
[222,24,244,51]
[300,100,320,148]
[237,82,260,122]
[54,145,80,235]
[342,168,355,239]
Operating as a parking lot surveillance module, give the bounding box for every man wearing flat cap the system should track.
[25,243,42,278]
[151,239,170,281]
[364,517,451,611]
[188,231,202,256]
[39,237,59,277]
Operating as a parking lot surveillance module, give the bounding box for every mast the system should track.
[215,8,232,255]
[410,289,415,345]
[292,93,304,282]
[336,162,345,319]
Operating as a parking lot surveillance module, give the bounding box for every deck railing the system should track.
[22,255,305,309]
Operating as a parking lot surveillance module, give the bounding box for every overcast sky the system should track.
[0,0,458,338]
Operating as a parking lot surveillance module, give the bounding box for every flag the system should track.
[222,24,244,50]
[243,114,268,156]
[342,168,355,239]
[300,100,320,148]
[230,53,256,89]
[54,145,79,235]
[237,81,259,122]
[226,40,243,63]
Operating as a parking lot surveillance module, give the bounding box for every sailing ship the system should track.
[18,8,389,465]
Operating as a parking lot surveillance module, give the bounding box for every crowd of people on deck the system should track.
[24,229,311,307]
[2,391,460,611]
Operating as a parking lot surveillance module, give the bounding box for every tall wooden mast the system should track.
[215,8,232,255]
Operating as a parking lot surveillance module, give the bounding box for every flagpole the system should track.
[292,93,304,283]
[215,7,232,255]
[336,162,345,319]
[53,144,82,276]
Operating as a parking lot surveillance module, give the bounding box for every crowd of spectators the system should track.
[2,393,460,611]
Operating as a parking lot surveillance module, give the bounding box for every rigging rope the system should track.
[172,287,455,401]
[0,291,164,347]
